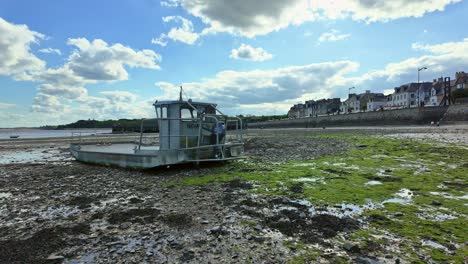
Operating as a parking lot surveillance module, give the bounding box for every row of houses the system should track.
[288,71,468,118]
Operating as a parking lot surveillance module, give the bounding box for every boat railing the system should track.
[136,115,243,153]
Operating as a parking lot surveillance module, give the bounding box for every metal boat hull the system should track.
[70,143,244,169]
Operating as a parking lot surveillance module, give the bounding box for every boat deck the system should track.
[78,143,160,154]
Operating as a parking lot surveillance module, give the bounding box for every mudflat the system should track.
[0,126,467,263]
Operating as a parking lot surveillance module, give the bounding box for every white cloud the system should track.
[38,47,62,55]
[29,37,162,116]
[37,84,87,100]
[341,38,468,96]
[0,102,16,108]
[153,16,199,46]
[318,29,350,43]
[66,38,161,81]
[179,0,460,38]
[160,0,180,7]
[314,0,462,23]
[31,93,69,113]
[411,38,468,54]
[0,17,45,80]
[229,44,273,62]
[151,35,168,47]
[182,0,316,38]
[100,91,137,104]
[155,61,359,111]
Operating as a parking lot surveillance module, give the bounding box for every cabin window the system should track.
[161,106,168,119]
[181,108,194,120]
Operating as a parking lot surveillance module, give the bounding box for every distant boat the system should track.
[10,129,20,139]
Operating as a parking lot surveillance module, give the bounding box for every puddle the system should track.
[0,148,72,164]
[421,240,448,251]
[383,188,413,205]
[293,177,321,183]
[0,192,12,199]
[365,180,382,186]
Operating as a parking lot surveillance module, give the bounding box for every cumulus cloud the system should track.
[314,0,462,23]
[338,38,468,96]
[38,47,62,55]
[66,38,161,81]
[155,61,358,109]
[29,37,162,115]
[229,44,273,61]
[37,84,87,100]
[178,0,460,37]
[0,17,45,80]
[182,0,315,38]
[31,93,69,113]
[318,29,350,43]
[100,91,137,104]
[153,16,199,46]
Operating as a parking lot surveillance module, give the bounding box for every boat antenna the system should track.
[179,86,183,102]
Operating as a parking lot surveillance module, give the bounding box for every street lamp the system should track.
[417,67,428,107]
[418,66,427,83]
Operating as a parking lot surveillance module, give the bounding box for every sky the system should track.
[0,0,467,127]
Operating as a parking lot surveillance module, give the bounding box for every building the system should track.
[341,93,360,113]
[342,91,384,113]
[314,98,341,115]
[287,104,305,118]
[304,100,317,117]
[367,95,388,111]
[359,90,384,111]
[453,71,468,90]
[390,82,431,108]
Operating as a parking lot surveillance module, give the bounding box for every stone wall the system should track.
[248,105,466,128]
[441,103,468,121]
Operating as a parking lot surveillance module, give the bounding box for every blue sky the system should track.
[0,0,467,127]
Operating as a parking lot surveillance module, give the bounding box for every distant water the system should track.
[0,128,112,139]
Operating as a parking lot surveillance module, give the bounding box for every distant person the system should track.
[211,122,226,145]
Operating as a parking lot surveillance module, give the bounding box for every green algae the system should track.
[171,134,468,262]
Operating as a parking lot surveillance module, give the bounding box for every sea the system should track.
[0,128,112,140]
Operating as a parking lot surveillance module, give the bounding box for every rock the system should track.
[119,222,131,229]
[431,200,442,206]
[343,242,360,253]
[208,226,229,236]
[355,256,380,264]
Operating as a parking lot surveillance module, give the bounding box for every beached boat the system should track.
[70,92,245,168]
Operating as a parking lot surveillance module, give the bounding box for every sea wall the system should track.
[441,103,468,121]
[248,105,468,128]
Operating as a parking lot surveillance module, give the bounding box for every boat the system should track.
[9,135,19,139]
[70,90,245,168]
